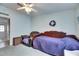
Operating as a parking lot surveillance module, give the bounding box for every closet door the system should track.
[0,17,10,47]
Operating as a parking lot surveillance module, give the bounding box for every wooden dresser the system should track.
[13,37,22,46]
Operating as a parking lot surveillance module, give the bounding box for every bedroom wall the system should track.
[32,10,77,35]
[75,5,79,37]
[0,5,31,45]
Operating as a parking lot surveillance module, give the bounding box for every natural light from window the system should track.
[0,25,5,32]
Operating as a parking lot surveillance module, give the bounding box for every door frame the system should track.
[0,16,10,45]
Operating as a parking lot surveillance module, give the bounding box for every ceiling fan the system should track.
[17,3,37,14]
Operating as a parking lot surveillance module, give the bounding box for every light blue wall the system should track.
[0,5,31,45]
[75,5,79,36]
[32,10,77,35]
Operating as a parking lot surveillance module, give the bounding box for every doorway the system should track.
[0,17,10,48]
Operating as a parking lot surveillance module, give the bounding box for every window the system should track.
[0,25,5,32]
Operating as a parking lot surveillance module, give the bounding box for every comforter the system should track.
[33,36,79,56]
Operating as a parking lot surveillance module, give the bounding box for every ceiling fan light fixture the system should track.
[25,7,32,14]
[17,3,37,14]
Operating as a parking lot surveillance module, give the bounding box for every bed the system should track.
[33,36,79,56]
[22,31,79,56]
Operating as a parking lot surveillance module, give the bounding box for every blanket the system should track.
[33,36,79,56]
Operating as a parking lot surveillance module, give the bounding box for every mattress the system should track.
[64,50,79,56]
[0,44,50,56]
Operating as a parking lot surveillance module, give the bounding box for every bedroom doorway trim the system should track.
[0,12,10,48]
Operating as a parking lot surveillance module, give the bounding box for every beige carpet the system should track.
[0,44,50,56]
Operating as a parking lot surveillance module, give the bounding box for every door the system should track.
[0,17,10,47]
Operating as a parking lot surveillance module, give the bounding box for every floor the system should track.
[0,44,50,56]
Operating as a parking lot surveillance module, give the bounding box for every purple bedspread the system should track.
[22,38,29,44]
[33,36,79,56]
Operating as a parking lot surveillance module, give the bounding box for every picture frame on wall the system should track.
[49,20,56,27]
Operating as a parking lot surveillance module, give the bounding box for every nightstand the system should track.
[13,37,22,46]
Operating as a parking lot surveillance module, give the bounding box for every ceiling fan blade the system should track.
[31,8,37,12]
[22,3,28,7]
[17,3,23,7]
[29,4,34,7]
[17,3,27,7]
[17,7,25,10]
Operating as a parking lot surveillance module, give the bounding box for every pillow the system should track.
[43,31,66,38]
[21,35,30,40]
[22,38,29,44]
[30,31,40,40]
[32,33,44,40]
[66,35,79,41]
[30,31,40,37]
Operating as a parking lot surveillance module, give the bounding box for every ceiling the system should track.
[1,3,78,16]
